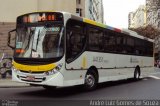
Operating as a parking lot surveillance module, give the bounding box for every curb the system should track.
[0,79,31,88]
[0,85,31,88]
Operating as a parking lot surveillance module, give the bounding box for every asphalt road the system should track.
[1,70,160,106]
[1,73,160,100]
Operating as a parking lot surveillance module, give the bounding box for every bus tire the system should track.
[84,70,98,91]
[134,67,140,80]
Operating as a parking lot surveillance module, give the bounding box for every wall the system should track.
[0,0,77,22]
[53,0,76,14]
[85,0,104,23]
[0,0,77,57]
[0,0,38,22]
[0,22,15,56]
[38,0,76,14]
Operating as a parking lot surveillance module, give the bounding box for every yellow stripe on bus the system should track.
[83,18,106,28]
[13,61,56,72]
[82,56,87,69]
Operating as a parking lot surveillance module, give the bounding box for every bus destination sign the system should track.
[17,12,63,24]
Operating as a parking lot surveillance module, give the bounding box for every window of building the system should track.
[76,8,82,17]
[76,0,81,4]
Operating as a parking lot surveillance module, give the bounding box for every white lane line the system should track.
[149,75,160,80]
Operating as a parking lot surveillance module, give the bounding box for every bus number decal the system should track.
[93,56,103,63]
[93,56,109,63]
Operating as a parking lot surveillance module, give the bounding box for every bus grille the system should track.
[18,75,46,83]
[20,70,46,74]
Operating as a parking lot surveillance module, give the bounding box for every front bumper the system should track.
[12,69,64,87]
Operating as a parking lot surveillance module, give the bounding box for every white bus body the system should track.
[9,12,154,90]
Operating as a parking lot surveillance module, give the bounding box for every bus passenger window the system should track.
[88,27,104,51]
[66,19,86,63]
[104,31,116,52]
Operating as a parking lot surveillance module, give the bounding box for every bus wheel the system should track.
[134,67,140,80]
[84,71,98,91]
[43,85,57,90]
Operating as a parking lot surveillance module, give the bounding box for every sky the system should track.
[103,0,146,29]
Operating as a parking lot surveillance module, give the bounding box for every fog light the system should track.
[17,75,19,78]
[42,77,46,81]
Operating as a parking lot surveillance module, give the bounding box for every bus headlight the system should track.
[45,64,63,76]
[12,66,20,73]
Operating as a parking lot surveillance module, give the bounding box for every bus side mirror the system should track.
[8,29,16,49]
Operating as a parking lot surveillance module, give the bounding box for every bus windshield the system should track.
[15,24,64,59]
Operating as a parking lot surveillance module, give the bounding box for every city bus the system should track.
[8,11,154,90]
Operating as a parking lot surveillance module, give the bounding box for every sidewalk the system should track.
[0,79,30,88]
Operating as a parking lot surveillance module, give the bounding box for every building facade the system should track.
[128,12,135,28]
[76,0,104,23]
[0,0,103,23]
[0,0,79,22]
[86,0,104,23]
[128,5,147,29]
[146,0,160,59]
[146,0,160,28]
[0,0,104,56]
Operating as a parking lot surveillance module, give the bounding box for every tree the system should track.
[129,25,160,39]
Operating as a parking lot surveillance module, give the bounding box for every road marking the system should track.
[149,75,160,80]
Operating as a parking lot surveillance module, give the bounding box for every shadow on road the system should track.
[98,78,142,89]
[17,78,143,99]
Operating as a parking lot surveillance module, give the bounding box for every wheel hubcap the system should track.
[85,74,95,87]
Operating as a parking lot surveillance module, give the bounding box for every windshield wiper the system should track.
[32,27,47,52]
[36,30,40,51]
[24,28,33,51]
[32,30,41,52]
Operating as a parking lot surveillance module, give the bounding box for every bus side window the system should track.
[126,37,134,54]
[116,35,124,53]
[66,31,72,57]
[66,19,86,63]
[88,27,104,51]
[104,31,116,52]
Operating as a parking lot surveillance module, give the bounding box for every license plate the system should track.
[26,76,35,81]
